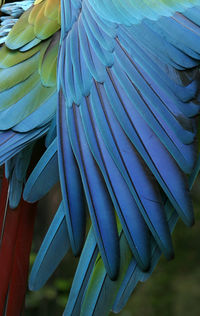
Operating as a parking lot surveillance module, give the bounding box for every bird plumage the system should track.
[0,0,200,315]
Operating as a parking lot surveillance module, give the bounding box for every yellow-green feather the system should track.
[5,9,35,50]
[0,44,40,68]
[0,0,60,130]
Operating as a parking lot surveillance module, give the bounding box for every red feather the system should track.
[0,173,37,316]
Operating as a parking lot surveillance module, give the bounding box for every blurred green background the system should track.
[24,181,200,316]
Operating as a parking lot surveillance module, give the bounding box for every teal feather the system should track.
[6,145,33,208]
[23,138,59,203]
[29,202,70,290]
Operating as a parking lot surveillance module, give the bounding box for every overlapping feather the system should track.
[53,0,200,315]
[0,1,200,316]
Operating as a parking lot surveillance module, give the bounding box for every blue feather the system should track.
[29,202,70,291]
[57,91,85,256]
[113,201,179,313]
[23,138,59,203]
[88,81,174,259]
[64,228,98,316]
[7,145,33,208]
[67,104,120,280]
[80,98,151,270]
[0,126,48,165]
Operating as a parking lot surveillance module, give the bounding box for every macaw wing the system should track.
[53,0,200,314]
[58,0,199,275]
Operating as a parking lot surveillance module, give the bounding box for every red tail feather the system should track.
[0,174,37,316]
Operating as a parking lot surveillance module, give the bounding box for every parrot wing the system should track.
[53,1,200,314]
[2,1,199,315]
[56,0,199,274]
